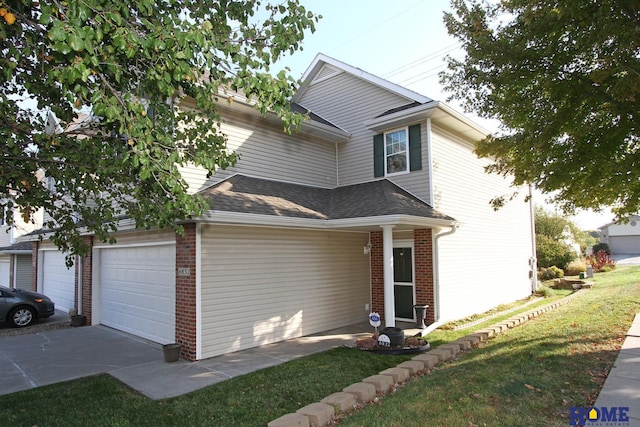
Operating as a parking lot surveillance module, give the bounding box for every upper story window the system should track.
[373,124,422,178]
[385,128,409,175]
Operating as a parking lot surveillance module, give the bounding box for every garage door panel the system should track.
[610,236,640,254]
[42,251,75,314]
[100,244,175,344]
[0,259,10,287]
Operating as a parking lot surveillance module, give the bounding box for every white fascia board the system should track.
[295,53,431,104]
[215,92,350,143]
[364,101,440,131]
[327,215,455,230]
[364,101,490,141]
[198,210,455,231]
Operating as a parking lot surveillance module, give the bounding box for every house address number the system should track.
[178,268,190,276]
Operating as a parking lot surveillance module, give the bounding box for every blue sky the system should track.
[275,0,460,106]
[272,0,614,229]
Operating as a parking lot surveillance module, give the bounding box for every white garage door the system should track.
[0,258,10,287]
[99,244,175,344]
[41,251,75,313]
[609,236,640,255]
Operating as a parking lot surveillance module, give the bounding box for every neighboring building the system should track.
[0,204,42,289]
[29,54,536,361]
[598,215,640,255]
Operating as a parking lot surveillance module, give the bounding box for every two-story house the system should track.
[31,54,535,361]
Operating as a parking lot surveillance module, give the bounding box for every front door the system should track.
[393,244,415,321]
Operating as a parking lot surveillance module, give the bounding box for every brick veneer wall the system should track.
[370,231,385,320]
[81,236,93,324]
[369,228,435,325]
[31,241,38,291]
[414,228,435,325]
[175,223,197,361]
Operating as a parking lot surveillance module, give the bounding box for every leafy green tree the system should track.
[0,0,318,256]
[534,207,577,268]
[441,0,639,218]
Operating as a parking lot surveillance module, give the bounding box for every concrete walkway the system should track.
[594,313,640,424]
[0,322,386,399]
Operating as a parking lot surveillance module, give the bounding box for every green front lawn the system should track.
[0,266,637,427]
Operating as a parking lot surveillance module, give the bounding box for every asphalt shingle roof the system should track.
[199,175,454,223]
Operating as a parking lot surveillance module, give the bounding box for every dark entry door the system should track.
[393,246,414,320]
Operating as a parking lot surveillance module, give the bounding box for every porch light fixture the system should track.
[364,242,372,255]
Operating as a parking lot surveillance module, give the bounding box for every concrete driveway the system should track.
[612,254,640,265]
[0,325,162,396]
[0,322,375,400]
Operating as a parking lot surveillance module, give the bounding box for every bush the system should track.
[535,286,555,297]
[566,260,587,276]
[536,234,576,269]
[538,266,564,281]
[587,250,616,272]
[592,242,610,255]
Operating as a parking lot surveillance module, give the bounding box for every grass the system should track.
[0,266,637,426]
[339,266,640,426]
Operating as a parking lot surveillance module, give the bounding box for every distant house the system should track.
[598,215,640,255]
[0,204,42,289]
[28,53,536,361]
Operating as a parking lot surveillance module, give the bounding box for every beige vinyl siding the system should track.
[181,109,338,193]
[430,126,533,322]
[199,225,370,359]
[298,73,427,189]
[0,225,11,247]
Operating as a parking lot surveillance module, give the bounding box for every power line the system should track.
[325,0,425,56]
[381,42,461,79]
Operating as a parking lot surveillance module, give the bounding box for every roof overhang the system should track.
[195,210,456,232]
[364,101,489,142]
[182,90,351,143]
[1,249,32,255]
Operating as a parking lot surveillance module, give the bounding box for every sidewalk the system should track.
[594,313,640,424]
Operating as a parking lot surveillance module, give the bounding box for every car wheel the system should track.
[9,306,35,328]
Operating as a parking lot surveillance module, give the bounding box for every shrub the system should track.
[587,250,616,272]
[536,234,576,269]
[538,266,564,281]
[566,260,587,276]
[535,286,555,297]
[592,242,610,255]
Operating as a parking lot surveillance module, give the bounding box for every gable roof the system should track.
[293,53,432,105]
[293,53,489,142]
[197,174,455,230]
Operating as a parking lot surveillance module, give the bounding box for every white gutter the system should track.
[432,222,460,324]
[197,210,456,231]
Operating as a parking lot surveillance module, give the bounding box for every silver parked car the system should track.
[0,285,55,327]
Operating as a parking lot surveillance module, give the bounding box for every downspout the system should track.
[335,142,339,186]
[529,184,538,292]
[426,222,459,333]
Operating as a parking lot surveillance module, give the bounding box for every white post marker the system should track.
[369,312,381,336]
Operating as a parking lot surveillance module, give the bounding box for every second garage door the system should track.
[41,250,76,314]
[99,244,176,344]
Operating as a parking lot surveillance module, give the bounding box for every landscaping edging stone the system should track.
[267,289,586,427]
